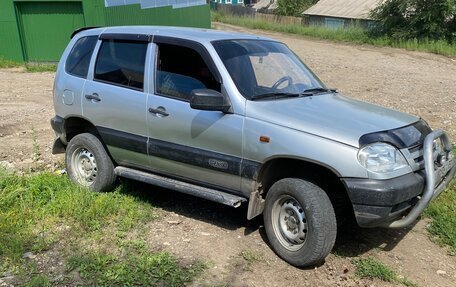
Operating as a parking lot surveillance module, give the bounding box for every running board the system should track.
[114,166,247,208]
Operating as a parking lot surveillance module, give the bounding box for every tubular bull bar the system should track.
[386,129,456,228]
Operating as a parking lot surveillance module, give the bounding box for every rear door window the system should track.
[94,40,148,90]
[65,36,98,78]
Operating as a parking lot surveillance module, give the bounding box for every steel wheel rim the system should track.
[271,195,308,251]
[71,147,97,186]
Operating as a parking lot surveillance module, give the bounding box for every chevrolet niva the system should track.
[51,26,456,267]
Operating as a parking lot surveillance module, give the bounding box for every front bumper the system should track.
[343,130,456,228]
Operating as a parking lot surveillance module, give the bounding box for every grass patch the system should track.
[0,169,207,286]
[353,257,417,286]
[23,275,51,287]
[423,148,456,254]
[0,57,21,69]
[211,12,456,58]
[240,249,263,263]
[0,169,154,265]
[67,249,206,287]
[25,63,57,73]
[424,178,456,254]
[0,57,57,72]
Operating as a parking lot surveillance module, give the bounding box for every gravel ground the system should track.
[1,24,456,286]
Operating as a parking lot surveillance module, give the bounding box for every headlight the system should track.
[357,143,409,173]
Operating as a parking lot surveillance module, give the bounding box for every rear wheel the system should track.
[263,178,337,267]
[66,133,116,192]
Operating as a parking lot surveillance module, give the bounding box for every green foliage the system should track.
[24,275,52,287]
[276,0,317,17]
[66,248,206,287]
[0,57,56,72]
[25,63,57,73]
[353,257,417,286]
[0,170,154,264]
[211,11,456,57]
[371,0,456,42]
[0,58,21,69]
[240,250,264,263]
[0,170,206,286]
[424,178,456,254]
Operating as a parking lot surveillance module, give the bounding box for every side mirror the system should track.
[189,89,232,113]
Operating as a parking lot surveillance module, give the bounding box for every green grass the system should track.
[0,170,153,263]
[25,63,57,73]
[424,177,456,254]
[211,12,456,58]
[0,57,22,69]
[240,250,263,263]
[0,169,206,286]
[23,275,51,287]
[353,257,417,287]
[0,57,56,72]
[67,249,206,287]
[423,147,456,254]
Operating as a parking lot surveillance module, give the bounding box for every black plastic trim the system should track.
[148,137,259,177]
[95,126,261,179]
[71,26,100,39]
[97,127,148,155]
[153,35,222,84]
[343,172,425,227]
[50,116,65,135]
[359,120,432,149]
[342,172,424,207]
[99,33,152,43]
[241,159,262,180]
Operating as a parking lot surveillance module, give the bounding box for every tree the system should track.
[370,0,456,42]
[276,0,318,17]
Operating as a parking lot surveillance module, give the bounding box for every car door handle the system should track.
[149,107,169,117]
[85,93,101,102]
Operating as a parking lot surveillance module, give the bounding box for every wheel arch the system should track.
[59,116,116,165]
[63,116,100,144]
[250,156,354,224]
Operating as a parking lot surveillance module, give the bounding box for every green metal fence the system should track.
[0,0,211,62]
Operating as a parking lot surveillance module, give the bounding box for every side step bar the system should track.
[114,166,247,208]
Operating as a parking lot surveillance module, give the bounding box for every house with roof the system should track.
[303,0,383,29]
[252,0,277,11]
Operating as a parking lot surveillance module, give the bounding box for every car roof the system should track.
[78,25,276,43]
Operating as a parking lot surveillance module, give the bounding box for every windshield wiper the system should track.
[250,92,301,101]
[301,87,338,95]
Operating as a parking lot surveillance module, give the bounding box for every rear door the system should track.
[82,34,151,169]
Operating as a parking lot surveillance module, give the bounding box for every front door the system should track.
[146,40,243,193]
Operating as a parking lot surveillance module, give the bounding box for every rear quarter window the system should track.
[65,36,98,78]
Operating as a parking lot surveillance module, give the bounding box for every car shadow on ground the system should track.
[119,180,415,260]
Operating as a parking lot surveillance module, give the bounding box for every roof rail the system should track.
[70,27,100,39]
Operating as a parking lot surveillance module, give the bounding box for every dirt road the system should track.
[1,24,456,286]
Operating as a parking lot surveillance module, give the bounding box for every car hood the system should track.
[245,93,419,148]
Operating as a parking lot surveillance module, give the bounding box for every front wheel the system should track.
[65,133,116,192]
[263,178,337,267]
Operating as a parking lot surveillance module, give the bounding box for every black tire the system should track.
[65,133,116,192]
[263,178,337,267]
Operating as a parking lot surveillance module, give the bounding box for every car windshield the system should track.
[212,39,325,100]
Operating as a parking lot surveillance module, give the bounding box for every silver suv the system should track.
[51,26,456,267]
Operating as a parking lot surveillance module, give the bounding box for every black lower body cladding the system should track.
[51,116,66,154]
[51,115,65,135]
[342,172,425,227]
